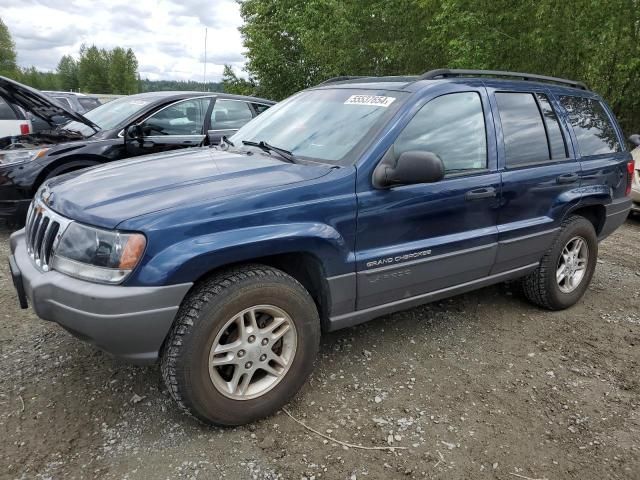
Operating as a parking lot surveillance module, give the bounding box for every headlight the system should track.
[0,148,49,166]
[51,222,146,284]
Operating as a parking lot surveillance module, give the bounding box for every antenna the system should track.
[203,27,208,91]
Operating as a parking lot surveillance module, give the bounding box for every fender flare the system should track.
[132,223,353,287]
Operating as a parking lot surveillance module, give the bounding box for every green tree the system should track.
[78,44,111,93]
[221,64,257,96]
[239,0,640,134]
[108,47,138,94]
[57,55,79,91]
[0,17,18,77]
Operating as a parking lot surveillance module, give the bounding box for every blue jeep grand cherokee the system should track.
[9,69,635,425]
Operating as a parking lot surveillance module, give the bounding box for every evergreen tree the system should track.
[57,55,79,91]
[0,17,18,77]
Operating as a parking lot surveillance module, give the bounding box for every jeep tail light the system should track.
[20,123,30,135]
[626,160,634,196]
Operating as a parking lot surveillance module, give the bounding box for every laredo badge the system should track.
[344,95,396,107]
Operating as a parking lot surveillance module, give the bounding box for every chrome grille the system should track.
[24,199,71,272]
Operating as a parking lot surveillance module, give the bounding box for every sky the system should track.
[2,0,247,82]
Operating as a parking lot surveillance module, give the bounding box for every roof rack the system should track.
[319,76,366,85]
[419,69,588,90]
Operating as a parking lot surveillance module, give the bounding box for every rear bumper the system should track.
[599,197,632,240]
[9,229,192,364]
[631,187,640,212]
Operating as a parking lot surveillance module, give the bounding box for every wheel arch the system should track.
[32,154,107,195]
[194,252,332,331]
[565,202,607,236]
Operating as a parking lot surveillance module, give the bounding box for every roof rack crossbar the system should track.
[319,76,366,85]
[419,69,588,90]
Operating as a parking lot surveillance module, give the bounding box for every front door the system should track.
[355,89,500,310]
[129,97,211,156]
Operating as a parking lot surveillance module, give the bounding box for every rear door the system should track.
[488,86,580,274]
[355,87,501,309]
[207,98,255,144]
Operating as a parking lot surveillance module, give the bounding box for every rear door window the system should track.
[0,98,18,120]
[559,96,621,156]
[496,92,550,167]
[211,100,254,130]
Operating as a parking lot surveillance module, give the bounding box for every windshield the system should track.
[64,96,151,136]
[230,88,407,164]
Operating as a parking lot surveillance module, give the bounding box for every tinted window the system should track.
[211,100,253,130]
[252,103,270,114]
[394,92,487,171]
[496,92,549,167]
[143,98,209,136]
[559,96,621,156]
[536,94,567,159]
[78,97,101,112]
[54,97,73,109]
[0,98,18,120]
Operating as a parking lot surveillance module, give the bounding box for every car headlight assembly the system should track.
[0,148,49,166]
[51,222,146,284]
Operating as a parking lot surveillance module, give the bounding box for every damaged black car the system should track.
[0,76,274,224]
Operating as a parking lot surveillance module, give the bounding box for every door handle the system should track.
[465,187,497,200]
[556,173,579,184]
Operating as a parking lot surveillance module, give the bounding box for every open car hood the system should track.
[0,76,99,131]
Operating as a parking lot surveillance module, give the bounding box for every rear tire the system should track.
[161,264,320,426]
[521,215,597,310]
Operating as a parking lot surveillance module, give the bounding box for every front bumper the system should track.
[9,229,192,364]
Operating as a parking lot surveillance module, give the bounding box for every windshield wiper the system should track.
[242,140,297,164]
[221,135,235,147]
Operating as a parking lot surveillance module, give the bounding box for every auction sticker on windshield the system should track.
[344,95,396,107]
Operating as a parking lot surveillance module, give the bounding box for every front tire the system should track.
[521,215,598,310]
[161,265,320,426]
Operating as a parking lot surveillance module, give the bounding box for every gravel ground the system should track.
[1,218,639,480]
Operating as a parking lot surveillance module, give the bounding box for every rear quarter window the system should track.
[559,96,621,156]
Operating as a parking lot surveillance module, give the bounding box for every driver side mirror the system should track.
[373,151,445,188]
[125,124,143,141]
[629,134,640,147]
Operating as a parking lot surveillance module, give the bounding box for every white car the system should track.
[632,144,640,213]
[0,97,32,138]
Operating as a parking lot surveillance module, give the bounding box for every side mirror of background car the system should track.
[373,151,445,188]
[629,134,640,147]
[125,124,143,141]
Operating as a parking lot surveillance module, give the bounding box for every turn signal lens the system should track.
[119,234,146,269]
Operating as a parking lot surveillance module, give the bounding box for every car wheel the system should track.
[161,264,320,426]
[521,215,597,310]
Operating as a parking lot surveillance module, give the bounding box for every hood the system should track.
[44,148,333,228]
[0,76,99,131]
